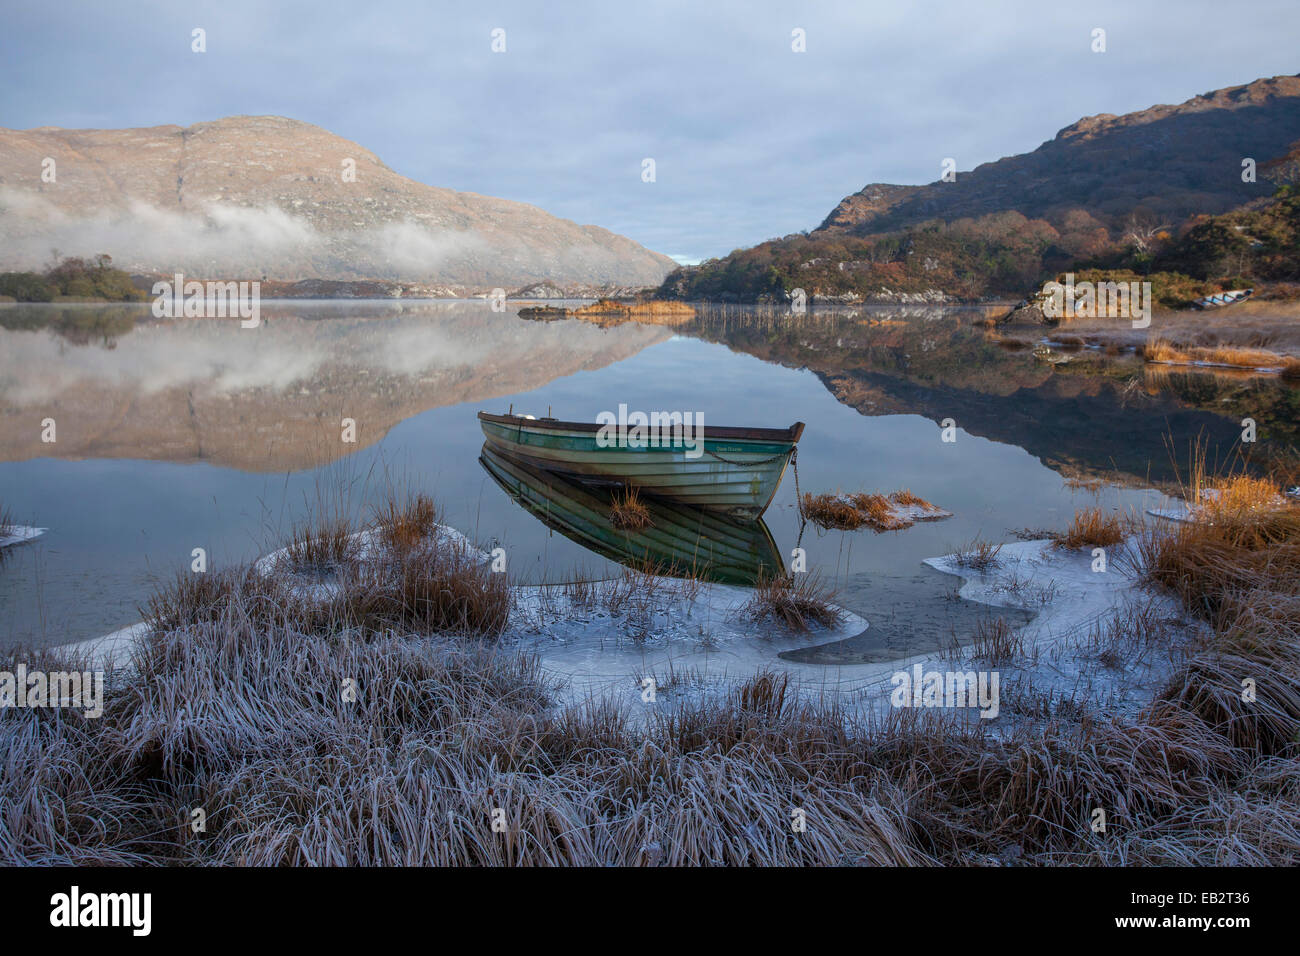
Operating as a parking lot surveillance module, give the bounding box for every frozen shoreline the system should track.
[62,527,1194,728]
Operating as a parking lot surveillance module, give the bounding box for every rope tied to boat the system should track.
[702,447,798,467]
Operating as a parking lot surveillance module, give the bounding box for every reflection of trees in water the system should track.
[680,305,1050,394]
[658,306,1299,485]
[0,306,140,348]
[1140,365,1300,448]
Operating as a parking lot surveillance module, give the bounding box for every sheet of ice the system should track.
[66,621,150,668]
[918,538,1200,723]
[504,576,871,713]
[0,525,45,549]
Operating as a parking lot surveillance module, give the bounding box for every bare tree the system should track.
[1122,212,1170,257]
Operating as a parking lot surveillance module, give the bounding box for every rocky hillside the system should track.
[819,75,1300,236]
[659,74,1300,303]
[0,115,675,289]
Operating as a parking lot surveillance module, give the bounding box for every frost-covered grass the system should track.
[8,475,1299,866]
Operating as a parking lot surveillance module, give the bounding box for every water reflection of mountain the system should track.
[480,443,784,586]
[655,306,1299,485]
[0,302,670,471]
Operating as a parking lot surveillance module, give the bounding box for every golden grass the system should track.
[1137,462,1300,758]
[573,298,695,316]
[890,489,930,508]
[609,486,653,531]
[283,513,358,574]
[1202,474,1287,520]
[1142,337,1289,370]
[1053,507,1127,550]
[374,491,438,555]
[801,493,866,529]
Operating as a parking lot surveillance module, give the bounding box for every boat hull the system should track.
[477,412,800,520]
[479,444,784,585]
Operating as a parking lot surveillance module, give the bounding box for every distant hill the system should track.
[660,75,1300,303]
[818,74,1300,236]
[0,115,675,290]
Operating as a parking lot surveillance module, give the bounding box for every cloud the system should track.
[1,0,1298,259]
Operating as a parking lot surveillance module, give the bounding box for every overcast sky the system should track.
[3,0,1298,262]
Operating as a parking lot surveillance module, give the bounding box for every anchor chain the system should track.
[704,445,808,544]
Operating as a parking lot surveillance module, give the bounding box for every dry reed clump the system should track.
[145,498,511,640]
[952,537,1002,572]
[1200,475,1289,525]
[800,492,865,529]
[1052,507,1127,550]
[374,491,438,555]
[283,512,359,574]
[1139,468,1300,757]
[609,486,653,531]
[743,572,843,631]
[801,489,942,532]
[0,503,12,537]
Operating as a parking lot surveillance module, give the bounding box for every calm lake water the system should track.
[1,300,1295,657]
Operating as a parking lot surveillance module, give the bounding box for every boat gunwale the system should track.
[478,411,805,444]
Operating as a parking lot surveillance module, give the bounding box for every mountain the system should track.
[0,115,675,290]
[659,74,1300,303]
[818,74,1300,236]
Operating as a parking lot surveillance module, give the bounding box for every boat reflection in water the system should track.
[479,443,785,586]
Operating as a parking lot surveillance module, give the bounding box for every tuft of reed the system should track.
[1053,507,1127,550]
[801,492,865,529]
[952,537,1002,572]
[283,512,359,575]
[890,489,931,508]
[609,486,653,531]
[374,491,438,556]
[849,493,907,531]
[1142,337,1290,371]
[967,617,1024,667]
[744,571,843,632]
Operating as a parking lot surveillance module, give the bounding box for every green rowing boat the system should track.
[477,410,803,520]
